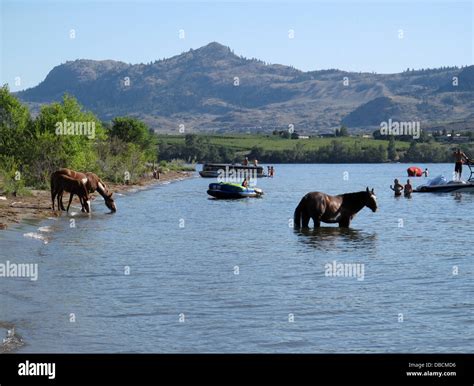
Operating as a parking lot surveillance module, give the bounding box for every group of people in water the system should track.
[390,148,472,197]
[242,147,472,197]
[390,179,413,198]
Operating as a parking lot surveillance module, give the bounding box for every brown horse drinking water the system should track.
[55,168,116,212]
[51,172,91,213]
[294,188,377,228]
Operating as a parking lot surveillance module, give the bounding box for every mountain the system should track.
[17,42,474,133]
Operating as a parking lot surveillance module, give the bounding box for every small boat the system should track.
[415,175,474,193]
[207,182,264,199]
[199,163,266,178]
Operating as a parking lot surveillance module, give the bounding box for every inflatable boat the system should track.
[415,175,474,193]
[407,166,423,177]
[207,182,264,199]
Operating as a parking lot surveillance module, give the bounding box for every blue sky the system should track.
[1,0,472,90]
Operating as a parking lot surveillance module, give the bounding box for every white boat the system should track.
[415,178,474,193]
[415,163,474,193]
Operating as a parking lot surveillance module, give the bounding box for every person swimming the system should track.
[404,179,413,197]
[390,179,404,197]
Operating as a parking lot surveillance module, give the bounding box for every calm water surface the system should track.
[1,164,473,352]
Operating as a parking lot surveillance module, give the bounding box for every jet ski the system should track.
[207,182,264,199]
[415,175,474,193]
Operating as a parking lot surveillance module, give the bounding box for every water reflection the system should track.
[294,227,377,252]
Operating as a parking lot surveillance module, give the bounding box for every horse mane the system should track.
[341,191,369,212]
[96,178,111,199]
[341,191,367,199]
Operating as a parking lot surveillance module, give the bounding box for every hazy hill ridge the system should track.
[17,42,474,132]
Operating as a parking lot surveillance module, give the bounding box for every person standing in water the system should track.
[390,179,404,197]
[423,168,429,177]
[404,179,413,197]
[453,148,469,181]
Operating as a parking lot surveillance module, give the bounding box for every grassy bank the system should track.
[158,133,473,163]
[159,133,411,152]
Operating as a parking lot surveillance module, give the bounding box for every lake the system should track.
[1,164,472,353]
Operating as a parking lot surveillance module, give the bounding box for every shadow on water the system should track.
[294,227,377,252]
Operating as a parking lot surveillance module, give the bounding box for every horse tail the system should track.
[293,196,306,229]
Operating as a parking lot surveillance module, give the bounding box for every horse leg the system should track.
[79,195,88,213]
[302,212,310,228]
[339,217,350,228]
[312,216,321,228]
[51,189,56,211]
[80,195,86,212]
[57,191,63,212]
[66,193,74,212]
[59,191,66,211]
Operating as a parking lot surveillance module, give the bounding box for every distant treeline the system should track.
[159,134,474,164]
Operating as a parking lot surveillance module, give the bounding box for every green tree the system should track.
[387,136,397,161]
[27,94,106,186]
[339,126,349,137]
[0,84,32,161]
[403,141,420,162]
[110,117,156,159]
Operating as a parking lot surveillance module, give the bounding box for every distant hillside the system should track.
[17,42,474,133]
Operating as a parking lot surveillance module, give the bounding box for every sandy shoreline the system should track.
[0,170,194,230]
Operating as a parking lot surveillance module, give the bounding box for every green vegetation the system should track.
[157,133,471,163]
[0,85,185,193]
[158,159,195,173]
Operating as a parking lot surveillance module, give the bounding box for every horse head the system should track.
[365,187,377,212]
[104,192,117,213]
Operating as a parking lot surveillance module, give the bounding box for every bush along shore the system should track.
[0,85,195,228]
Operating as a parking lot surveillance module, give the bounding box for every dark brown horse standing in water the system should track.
[294,188,377,228]
[51,172,91,213]
[55,168,116,212]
